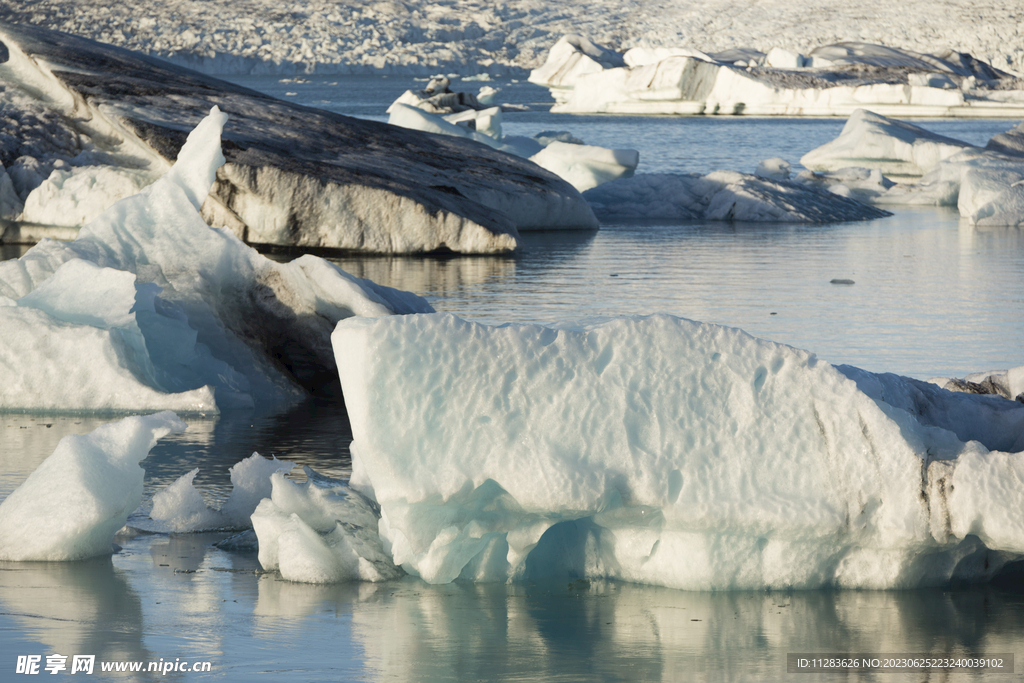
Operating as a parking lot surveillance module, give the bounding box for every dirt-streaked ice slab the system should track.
[331,313,1024,590]
[0,22,596,253]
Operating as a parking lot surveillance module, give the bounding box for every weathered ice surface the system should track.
[582,171,892,222]
[331,313,1024,590]
[0,108,432,413]
[0,22,596,253]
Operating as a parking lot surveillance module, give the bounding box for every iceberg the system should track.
[532,37,1024,118]
[332,313,1024,590]
[582,172,891,222]
[0,411,185,561]
[387,100,637,193]
[0,106,432,413]
[800,109,975,179]
[0,22,596,253]
[802,110,1024,226]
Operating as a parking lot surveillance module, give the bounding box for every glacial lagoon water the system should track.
[2,75,1024,681]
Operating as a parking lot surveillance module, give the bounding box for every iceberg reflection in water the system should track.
[2,531,1023,682]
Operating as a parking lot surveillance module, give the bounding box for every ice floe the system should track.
[332,313,1024,590]
[149,452,295,532]
[0,411,185,561]
[800,109,1024,226]
[0,106,432,413]
[532,36,1024,117]
[0,22,595,252]
[582,171,891,223]
[387,91,638,193]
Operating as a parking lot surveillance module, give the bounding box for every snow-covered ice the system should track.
[0,106,432,413]
[0,22,595,252]
[332,313,1024,590]
[0,411,185,561]
[1,1,1021,78]
[532,37,1024,117]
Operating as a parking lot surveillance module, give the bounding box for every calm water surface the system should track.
[1,75,1023,681]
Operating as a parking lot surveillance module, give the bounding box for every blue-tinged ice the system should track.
[328,313,1024,590]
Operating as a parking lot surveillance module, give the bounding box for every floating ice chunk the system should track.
[220,453,297,527]
[801,109,975,178]
[0,411,185,561]
[529,142,639,193]
[754,157,790,180]
[765,47,806,69]
[150,468,227,532]
[864,138,1024,223]
[443,106,503,140]
[333,313,1024,589]
[251,468,400,583]
[582,171,891,222]
[150,452,294,531]
[388,103,635,193]
[539,38,1022,117]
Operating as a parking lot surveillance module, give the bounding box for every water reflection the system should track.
[0,556,151,666]
[250,576,1024,682]
[311,209,1023,380]
[2,527,1023,681]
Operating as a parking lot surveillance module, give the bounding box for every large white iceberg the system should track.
[532,37,1024,118]
[332,313,1024,590]
[0,411,185,561]
[800,109,975,179]
[0,106,432,413]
